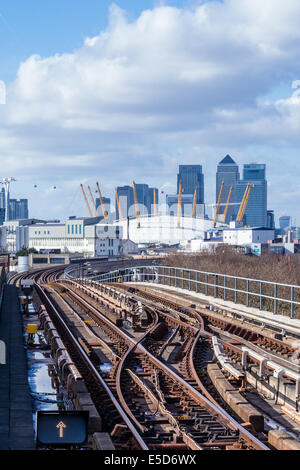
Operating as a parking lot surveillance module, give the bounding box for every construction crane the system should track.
[132,181,141,228]
[177,180,182,228]
[87,185,99,217]
[80,184,93,218]
[222,186,233,224]
[192,187,198,218]
[213,180,224,227]
[96,182,108,219]
[153,188,158,217]
[115,187,123,220]
[237,183,253,222]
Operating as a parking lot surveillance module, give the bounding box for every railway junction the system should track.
[0,260,300,452]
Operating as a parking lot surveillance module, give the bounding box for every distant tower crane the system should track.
[0,177,16,222]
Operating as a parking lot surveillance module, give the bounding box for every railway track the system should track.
[108,283,299,359]
[44,278,269,450]
[71,279,300,448]
[11,267,300,450]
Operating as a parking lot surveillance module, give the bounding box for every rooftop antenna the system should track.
[0,177,16,222]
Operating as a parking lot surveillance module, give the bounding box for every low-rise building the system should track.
[190,239,224,253]
[120,239,140,255]
[4,219,46,252]
[223,227,275,246]
[27,218,122,258]
[269,242,300,255]
[2,216,125,258]
[28,217,97,257]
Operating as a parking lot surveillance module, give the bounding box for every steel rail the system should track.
[114,305,159,434]
[112,282,298,359]
[96,265,300,318]
[35,282,149,450]
[61,283,269,450]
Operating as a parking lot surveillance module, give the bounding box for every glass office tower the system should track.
[177,165,204,204]
[8,199,29,220]
[279,216,291,230]
[235,163,267,227]
[115,186,134,220]
[115,184,158,220]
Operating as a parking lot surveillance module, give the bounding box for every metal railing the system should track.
[95,265,300,320]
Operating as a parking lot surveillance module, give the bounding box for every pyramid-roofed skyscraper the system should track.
[216,155,240,224]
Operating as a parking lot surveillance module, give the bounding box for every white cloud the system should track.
[1,1,300,220]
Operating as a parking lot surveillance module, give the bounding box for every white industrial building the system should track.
[2,217,126,258]
[120,239,140,255]
[4,219,47,252]
[189,239,224,253]
[223,227,275,246]
[28,218,123,257]
[114,215,223,245]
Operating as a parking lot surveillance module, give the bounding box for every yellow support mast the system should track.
[222,186,233,224]
[132,181,141,228]
[80,184,93,218]
[177,180,182,228]
[238,184,253,222]
[236,183,250,222]
[115,187,123,220]
[214,180,224,227]
[96,182,108,219]
[88,185,99,217]
[192,187,198,218]
[153,188,158,217]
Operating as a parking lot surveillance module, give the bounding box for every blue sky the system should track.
[0,0,300,224]
[0,0,189,82]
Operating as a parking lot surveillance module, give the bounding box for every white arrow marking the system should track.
[56,421,67,438]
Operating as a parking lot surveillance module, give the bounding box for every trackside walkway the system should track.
[0,285,34,450]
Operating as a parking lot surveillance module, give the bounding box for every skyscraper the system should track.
[115,184,158,220]
[216,155,240,224]
[135,184,151,216]
[243,163,266,182]
[115,186,134,220]
[0,188,5,209]
[267,210,275,230]
[165,165,205,218]
[279,216,291,231]
[0,208,4,226]
[177,165,204,204]
[0,187,8,221]
[8,199,29,221]
[235,163,267,227]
